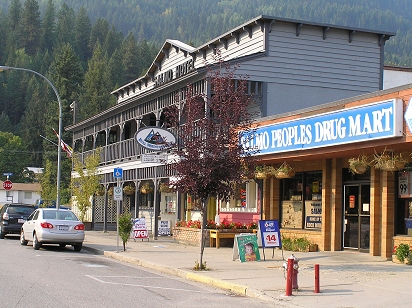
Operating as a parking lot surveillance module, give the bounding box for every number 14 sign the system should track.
[259,220,282,248]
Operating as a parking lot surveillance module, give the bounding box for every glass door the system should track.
[343,184,370,251]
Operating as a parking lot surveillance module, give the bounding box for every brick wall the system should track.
[172,227,210,246]
[281,229,322,249]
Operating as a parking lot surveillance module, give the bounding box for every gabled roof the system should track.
[111,14,395,97]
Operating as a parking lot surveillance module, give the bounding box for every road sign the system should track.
[141,154,167,163]
[3,173,13,177]
[113,168,123,178]
[3,179,12,190]
[113,186,123,201]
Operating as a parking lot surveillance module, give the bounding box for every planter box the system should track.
[172,227,254,247]
[392,255,409,264]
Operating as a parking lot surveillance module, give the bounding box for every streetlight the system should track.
[0,65,63,210]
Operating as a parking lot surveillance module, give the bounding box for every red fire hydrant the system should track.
[284,254,299,296]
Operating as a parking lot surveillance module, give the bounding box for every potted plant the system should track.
[274,162,295,179]
[95,185,105,196]
[159,182,174,193]
[140,182,153,194]
[372,148,407,172]
[107,186,114,196]
[348,154,370,175]
[254,165,267,179]
[123,184,135,195]
[264,165,277,178]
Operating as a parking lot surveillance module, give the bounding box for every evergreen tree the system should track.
[0,131,31,182]
[5,0,22,59]
[103,25,123,57]
[0,112,13,133]
[121,32,140,82]
[19,81,48,166]
[74,6,92,63]
[55,3,75,50]
[40,0,56,53]
[89,18,110,54]
[21,0,41,56]
[79,42,113,121]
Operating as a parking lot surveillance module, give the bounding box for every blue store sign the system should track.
[242,99,403,155]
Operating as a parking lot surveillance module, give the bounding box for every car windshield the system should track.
[8,207,34,215]
[42,210,79,221]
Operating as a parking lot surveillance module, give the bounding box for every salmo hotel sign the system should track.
[243,99,403,155]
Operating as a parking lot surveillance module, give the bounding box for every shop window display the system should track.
[220,181,258,212]
[281,172,322,229]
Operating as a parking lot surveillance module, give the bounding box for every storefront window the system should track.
[161,194,176,214]
[281,171,322,229]
[220,181,258,212]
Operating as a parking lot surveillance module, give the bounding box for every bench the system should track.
[209,230,236,248]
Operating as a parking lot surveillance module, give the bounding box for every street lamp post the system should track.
[0,65,63,210]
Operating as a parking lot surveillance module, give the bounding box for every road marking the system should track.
[85,275,210,293]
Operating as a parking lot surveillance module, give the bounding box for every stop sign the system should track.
[3,179,12,190]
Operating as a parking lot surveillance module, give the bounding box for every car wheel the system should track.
[33,233,41,250]
[0,228,4,239]
[59,244,66,248]
[20,230,28,246]
[73,243,82,252]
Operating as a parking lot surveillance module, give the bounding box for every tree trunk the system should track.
[199,198,208,269]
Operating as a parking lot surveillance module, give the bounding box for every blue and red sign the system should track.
[259,220,282,248]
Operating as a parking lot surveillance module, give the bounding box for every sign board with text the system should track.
[259,220,282,248]
[141,154,167,163]
[133,218,149,240]
[113,187,123,201]
[158,220,171,236]
[399,172,412,198]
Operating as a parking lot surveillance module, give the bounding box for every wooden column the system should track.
[381,171,395,259]
[330,158,343,251]
[369,167,381,256]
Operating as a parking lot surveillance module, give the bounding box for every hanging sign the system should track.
[399,172,412,198]
[134,127,176,151]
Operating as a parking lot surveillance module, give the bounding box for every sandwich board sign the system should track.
[232,233,261,262]
[133,217,149,241]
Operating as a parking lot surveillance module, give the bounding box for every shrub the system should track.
[281,236,311,252]
[118,212,133,251]
[395,243,410,263]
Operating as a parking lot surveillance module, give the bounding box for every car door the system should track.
[24,210,39,241]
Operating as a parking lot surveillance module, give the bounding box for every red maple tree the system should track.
[166,53,259,267]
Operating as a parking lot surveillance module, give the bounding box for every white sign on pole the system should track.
[113,186,123,201]
[141,154,167,163]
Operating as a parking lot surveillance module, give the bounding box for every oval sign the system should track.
[134,127,176,151]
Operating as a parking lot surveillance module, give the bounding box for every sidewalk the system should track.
[83,231,412,308]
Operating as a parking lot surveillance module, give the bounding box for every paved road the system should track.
[0,236,274,308]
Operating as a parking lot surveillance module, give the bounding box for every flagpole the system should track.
[0,65,63,210]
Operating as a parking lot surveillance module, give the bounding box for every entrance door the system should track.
[343,184,370,251]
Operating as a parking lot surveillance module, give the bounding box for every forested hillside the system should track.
[0,0,410,198]
[2,0,410,65]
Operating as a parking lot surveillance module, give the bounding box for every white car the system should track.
[20,208,85,252]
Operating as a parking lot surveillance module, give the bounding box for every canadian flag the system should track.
[53,128,73,158]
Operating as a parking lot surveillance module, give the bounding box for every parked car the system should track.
[0,203,35,239]
[20,208,85,252]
